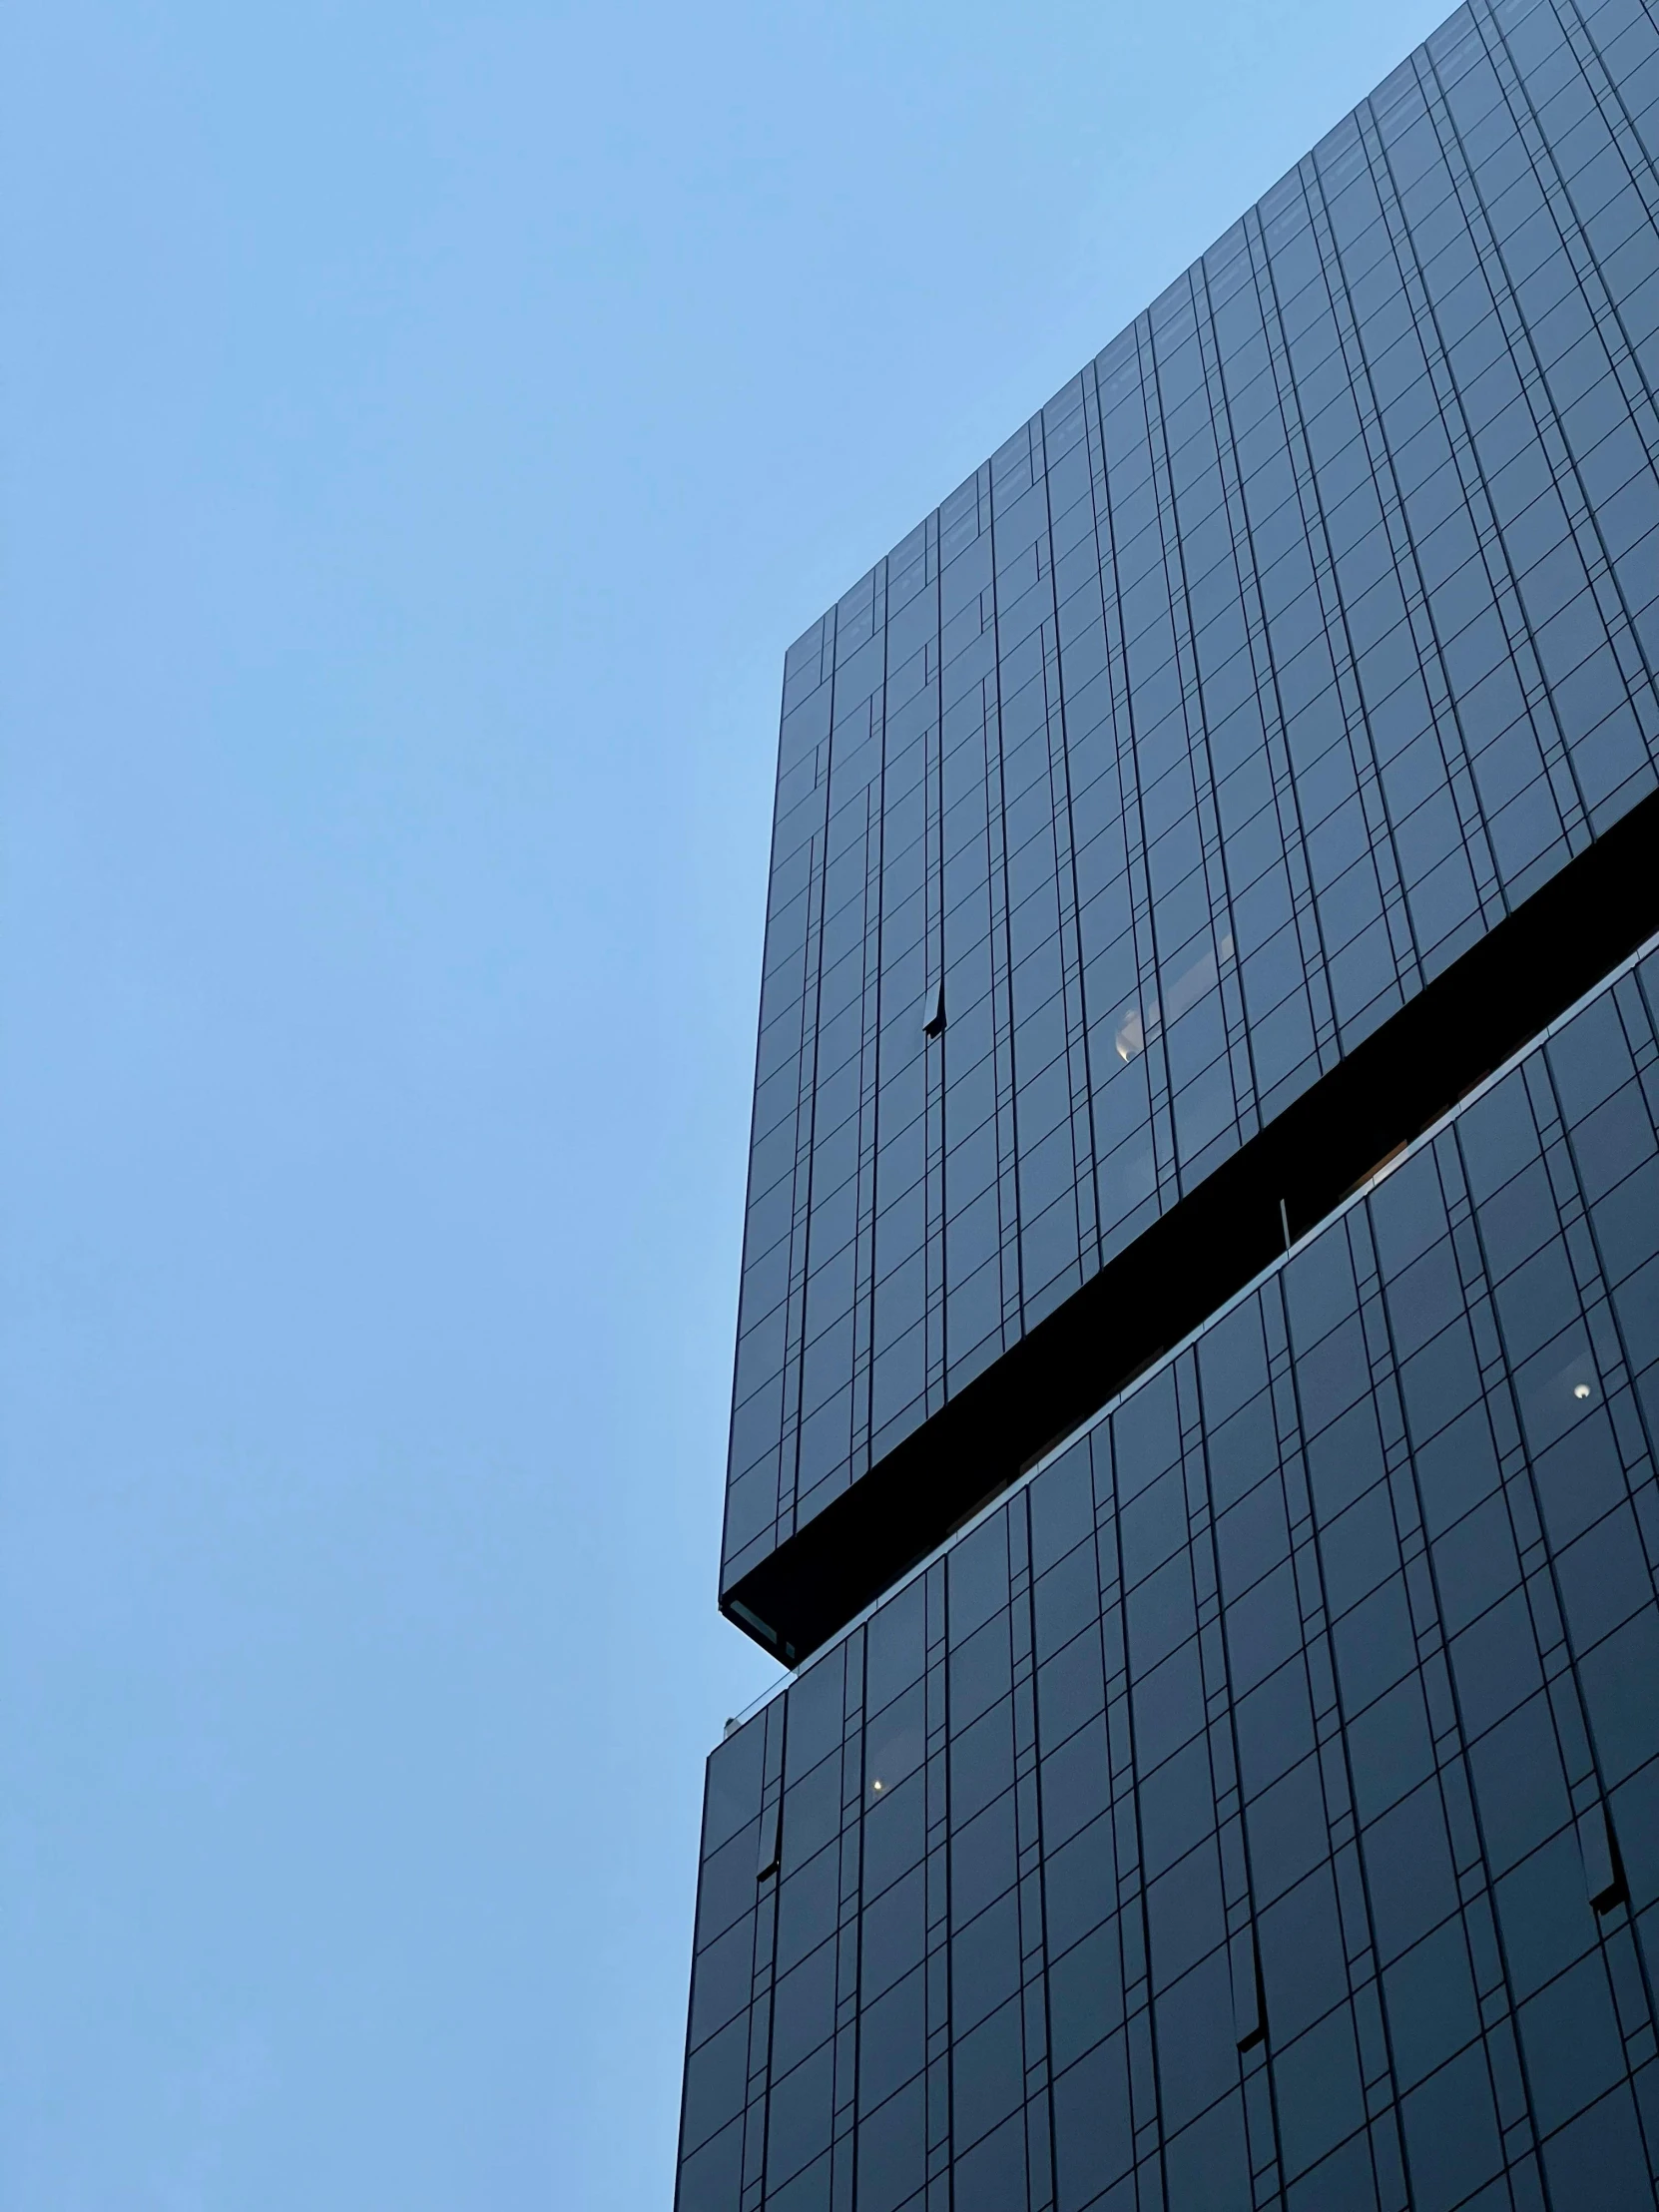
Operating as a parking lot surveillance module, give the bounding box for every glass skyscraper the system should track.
[679,1,1659,2206]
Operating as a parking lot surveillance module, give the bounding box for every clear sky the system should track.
[0,2,1453,2205]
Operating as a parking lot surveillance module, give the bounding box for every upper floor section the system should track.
[724,0,1659,1662]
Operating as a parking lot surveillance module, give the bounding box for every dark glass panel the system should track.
[949,1612,1013,1733]
[1042,1809,1117,1956]
[690,1915,755,2047]
[950,1889,1021,2033]
[766,2153,830,2212]
[1429,1493,1522,1635]
[1398,2045,1503,2212]
[1370,1147,1449,1276]
[1297,1314,1372,1436]
[1118,1462,1190,1590]
[1448,1586,1545,1738]
[861,1866,925,2004]
[1037,1622,1107,1750]
[865,1578,926,1718]
[952,2110,1029,2212]
[1411,1401,1500,1538]
[1244,1753,1329,1907]
[1494,1827,1598,2003]
[1216,1469,1293,1602]
[1361,1781,1459,1962]
[697,1820,764,1950]
[1035,1542,1102,1662]
[1052,2031,1132,2212]
[1153,1947,1239,2132]
[858,1965,925,2112]
[1137,1734,1218,1877]
[1131,1549,1201,1673]
[1285,1221,1361,1355]
[861,1767,925,1903]
[1553,1502,1654,1652]
[1235,1653,1317,1797]
[1283,2129,1379,2212]
[1147,1838,1227,1990]
[1132,1636,1208,1770]
[677,2116,744,2212]
[1575,1605,1659,1784]
[1539,2085,1656,2212]
[1611,1758,1659,1916]
[950,1994,1024,2151]
[777,1844,840,1975]
[865,1682,924,1802]
[951,1789,1017,1928]
[1040,1717,1111,1855]
[1030,1436,1095,1572]
[1164,2091,1252,2212]
[1467,1694,1572,1875]
[1048,1914,1126,2070]
[704,1724,766,1856]
[854,2076,925,2212]
[1319,1480,1398,1614]
[1259,1863,1350,2051]
[1112,1365,1182,1501]
[1305,1394,1386,1521]
[1529,1409,1627,1550]
[771,1937,838,2079]
[1516,1952,1627,2135]
[1198,1297,1271,1425]
[765,2042,834,2190]
[949,1516,1010,1640]
[1381,1920,1480,2091]
[782,1754,841,1876]
[1334,1572,1419,1716]
[1399,1316,1481,1446]
[787,1650,845,1786]
[1270,2008,1366,2181]
[1206,1388,1282,1512]
[680,2012,749,2156]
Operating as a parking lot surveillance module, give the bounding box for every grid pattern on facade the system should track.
[725,0,1659,1606]
[685,946,1659,2212]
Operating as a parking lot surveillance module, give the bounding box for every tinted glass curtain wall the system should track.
[680,1,1659,2207]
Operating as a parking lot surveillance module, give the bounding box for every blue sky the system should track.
[0,2,1451,2204]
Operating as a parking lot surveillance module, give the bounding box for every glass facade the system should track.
[684,947,1659,2212]
[686,0,1659,2204]
[722,0,1659,1659]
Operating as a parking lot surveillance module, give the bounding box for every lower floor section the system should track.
[678,941,1659,2212]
